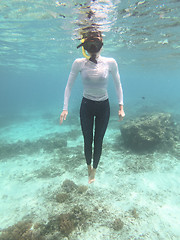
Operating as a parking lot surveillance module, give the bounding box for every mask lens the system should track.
[83,38,103,53]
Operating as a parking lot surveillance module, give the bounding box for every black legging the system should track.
[80,97,110,169]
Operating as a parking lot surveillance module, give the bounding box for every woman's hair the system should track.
[82,30,102,40]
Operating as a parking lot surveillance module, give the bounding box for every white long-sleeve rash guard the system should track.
[63,56,123,111]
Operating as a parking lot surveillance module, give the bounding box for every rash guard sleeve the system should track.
[63,59,81,111]
[110,59,123,105]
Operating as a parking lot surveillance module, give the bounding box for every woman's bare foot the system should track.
[88,165,92,178]
[88,168,96,184]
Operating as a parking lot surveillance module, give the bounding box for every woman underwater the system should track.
[60,32,125,184]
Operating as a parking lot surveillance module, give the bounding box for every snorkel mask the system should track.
[77,36,103,63]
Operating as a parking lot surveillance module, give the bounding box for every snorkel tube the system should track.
[81,38,90,61]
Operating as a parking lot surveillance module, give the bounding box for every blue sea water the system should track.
[0,1,180,239]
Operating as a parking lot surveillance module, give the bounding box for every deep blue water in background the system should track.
[0,55,179,118]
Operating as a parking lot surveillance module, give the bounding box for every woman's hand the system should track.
[118,105,125,121]
[119,109,125,121]
[60,110,68,124]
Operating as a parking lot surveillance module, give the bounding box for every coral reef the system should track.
[124,155,154,173]
[0,133,67,160]
[76,185,88,194]
[62,179,78,193]
[55,183,88,203]
[55,193,70,203]
[120,112,179,152]
[71,205,90,227]
[68,129,81,140]
[0,205,90,239]
[0,220,44,240]
[131,208,139,219]
[58,213,75,236]
[173,143,180,159]
[54,146,84,171]
[112,218,124,231]
[34,166,63,179]
[46,205,90,237]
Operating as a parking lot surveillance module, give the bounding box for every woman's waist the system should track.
[83,92,108,102]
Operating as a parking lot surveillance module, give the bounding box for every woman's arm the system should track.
[63,59,81,111]
[60,59,81,124]
[110,59,125,121]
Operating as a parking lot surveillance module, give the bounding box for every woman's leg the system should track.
[80,98,94,166]
[93,99,110,169]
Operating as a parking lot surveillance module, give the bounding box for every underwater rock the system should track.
[120,113,178,152]
[112,218,124,231]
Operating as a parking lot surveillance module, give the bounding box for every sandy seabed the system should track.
[0,109,180,240]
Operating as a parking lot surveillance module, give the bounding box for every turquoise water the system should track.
[0,1,180,239]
